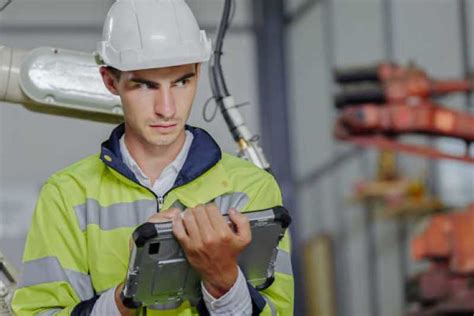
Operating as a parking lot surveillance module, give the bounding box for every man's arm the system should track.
[239,175,294,316]
[11,180,95,315]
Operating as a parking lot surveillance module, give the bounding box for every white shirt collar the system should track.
[119,130,194,197]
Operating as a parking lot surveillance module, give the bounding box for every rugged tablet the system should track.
[121,206,291,310]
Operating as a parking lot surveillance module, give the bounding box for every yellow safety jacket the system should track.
[12,124,294,315]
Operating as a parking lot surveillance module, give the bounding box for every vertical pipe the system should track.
[359,155,378,316]
[458,0,474,223]
[459,0,472,113]
[382,0,394,61]
[321,0,351,315]
[382,0,408,312]
[458,0,474,159]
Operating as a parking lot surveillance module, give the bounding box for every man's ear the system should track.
[99,67,120,95]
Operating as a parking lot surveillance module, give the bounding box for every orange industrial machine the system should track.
[334,62,472,108]
[335,101,474,163]
[407,204,474,315]
[333,62,474,164]
[351,150,443,217]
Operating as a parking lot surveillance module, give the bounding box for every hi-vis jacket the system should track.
[12,124,294,315]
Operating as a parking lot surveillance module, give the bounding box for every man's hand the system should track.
[116,207,182,315]
[147,207,181,223]
[172,203,252,298]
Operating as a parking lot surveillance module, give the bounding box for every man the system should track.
[12,0,294,315]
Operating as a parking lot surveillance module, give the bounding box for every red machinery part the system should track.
[411,204,474,274]
[334,62,408,84]
[336,103,474,141]
[334,62,472,108]
[411,214,452,261]
[335,102,474,164]
[408,205,474,315]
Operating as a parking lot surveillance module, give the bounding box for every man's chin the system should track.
[146,134,177,147]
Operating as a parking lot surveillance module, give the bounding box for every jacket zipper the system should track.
[111,168,184,213]
[104,157,189,212]
[157,195,164,211]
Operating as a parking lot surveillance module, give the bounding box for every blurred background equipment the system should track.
[407,204,474,315]
[333,62,474,164]
[0,252,15,316]
[334,62,473,107]
[351,151,444,218]
[335,101,474,163]
[303,235,337,316]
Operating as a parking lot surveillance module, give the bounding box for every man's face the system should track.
[101,64,199,150]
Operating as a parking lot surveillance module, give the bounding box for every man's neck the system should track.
[123,130,186,185]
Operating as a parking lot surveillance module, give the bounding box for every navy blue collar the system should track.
[100,123,222,191]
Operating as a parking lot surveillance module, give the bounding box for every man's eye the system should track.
[175,79,189,87]
[136,83,155,90]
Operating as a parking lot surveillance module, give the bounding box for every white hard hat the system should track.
[96,0,212,71]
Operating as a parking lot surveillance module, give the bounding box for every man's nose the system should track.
[154,88,176,119]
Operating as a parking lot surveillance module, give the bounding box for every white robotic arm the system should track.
[0,45,123,123]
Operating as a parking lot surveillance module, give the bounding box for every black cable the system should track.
[0,0,12,12]
[216,0,234,96]
[203,96,219,122]
[209,0,248,142]
[211,0,233,98]
[202,96,251,123]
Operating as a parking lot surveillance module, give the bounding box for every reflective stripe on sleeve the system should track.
[213,192,249,213]
[37,308,62,316]
[275,249,293,276]
[74,199,155,231]
[263,295,277,316]
[19,256,94,301]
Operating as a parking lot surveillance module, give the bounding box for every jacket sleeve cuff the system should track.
[90,287,121,316]
[197,268,267,316]
[71,287,121,316]
[200,267,252,315]
[246,282,267,315]
[71,295,101,316]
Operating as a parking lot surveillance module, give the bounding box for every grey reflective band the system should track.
[213,192,249,213]
[74,198,155,231]
[74,193,249,232]
[37,308,62,316]
[169,192,249,214]
[170,200,186,211]
[263,295,277,316]
[19,256,94,301]
[275,249,293,276]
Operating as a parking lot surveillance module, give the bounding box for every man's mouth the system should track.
[149,123,178,131]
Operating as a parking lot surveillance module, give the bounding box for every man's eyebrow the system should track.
[128,73,196,86]
[129,78,159,87]
[172,72,196,84]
